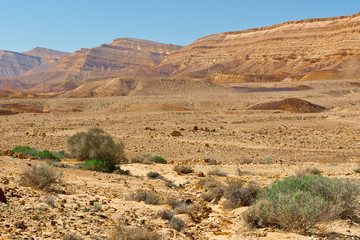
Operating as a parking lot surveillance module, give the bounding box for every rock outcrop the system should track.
[0,51,41,78]
[153,12,360,82]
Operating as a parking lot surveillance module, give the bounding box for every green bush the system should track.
[12,145,38,156]
[84,159,115,173]
[243,175,360,232]
[152,156,167,164]
[67,128,125,167]
[36,150,63,160]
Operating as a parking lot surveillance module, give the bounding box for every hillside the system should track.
[152,12,360,83]
[0,51,41,78]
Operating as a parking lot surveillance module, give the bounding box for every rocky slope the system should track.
[0,51,41,78]
[152,12,360,83]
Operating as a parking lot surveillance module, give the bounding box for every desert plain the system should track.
[0,77,360,239]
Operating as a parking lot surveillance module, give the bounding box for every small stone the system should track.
[170,131,182,137]
[197,172,205,177]
[14,221,27,230]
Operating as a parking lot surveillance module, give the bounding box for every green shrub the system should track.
[67,128,125,167]
[108,224,161,240]
[12,145,38,156]
[19,163,62,191]
[36,150,63,160]
[243,175,360,232]
[223,179,260,209]
[152,156,167,164]
[174,165,193,174]
[84,159,115,173]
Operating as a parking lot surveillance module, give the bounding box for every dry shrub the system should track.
[19,163,62,191]
[147,172,163,180]
[196,177,224,202]
[355,167,360,173]
[67,128,125,166]
[207,168,227,177]
[62,233,83,240]
[131,154,153,164]
[130,190,160,205]
[174,165,193,174]
[304,167,322,175]
[157,209,174,220]
[223,179,260,209]
[108,224,161,240]
[240,158,253,165]
[243,175,360,232]
[170,217,186,231]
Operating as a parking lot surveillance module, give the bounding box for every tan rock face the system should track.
[55,38,182,77]
[153,13,360,82]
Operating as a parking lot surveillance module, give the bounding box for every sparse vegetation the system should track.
[207,168,227,177]
[131,154,167,164]
[84,159,115,173]
[204,158,219,165]
[243,175,360,232]
[304,167,322,175]
[174,164,193,174]
[12,145,63,160]
[67,128,125,167]
[240,158,254,165]
[223,179,260,209]
[355,167,360,173]
[147,171,163,180]
[152,155,167,164]
[169,217,186,231]
[108,224,161,240]
[45,196,56,208]
[158,209,174,220]
[62,233,84,240]
[19,163,62,191]
[130,190,160,205]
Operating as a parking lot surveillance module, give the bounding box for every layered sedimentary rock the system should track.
[0,51,41,78]
[54,38,182,78]
[153,13,360,82]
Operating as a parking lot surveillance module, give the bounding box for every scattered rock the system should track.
[170,130,182,137]
[14,221,27,230]
[197,172,205,177]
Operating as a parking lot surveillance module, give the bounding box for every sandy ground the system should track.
[1,78,360,239]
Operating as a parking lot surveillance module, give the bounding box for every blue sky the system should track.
[1,0,359,53]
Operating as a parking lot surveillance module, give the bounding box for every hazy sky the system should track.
[1,0,359,53]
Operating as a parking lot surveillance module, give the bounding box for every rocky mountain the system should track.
[152,12,360,83]
[0,38,182,91]
[0,51,41,78]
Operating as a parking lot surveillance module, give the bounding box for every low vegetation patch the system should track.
[174,164,194,174]
[108,224,161,240]
[130,190,160,205]
[243,175,360,232]
[19,163,62,191]
[12,145,63,160]
[207,168,227,177]
[223,179,260,209]
[170,216,186,231]
[157,209,174,220]
[304,167,322,175]
[84,159,115,173]
[131,154,167,164]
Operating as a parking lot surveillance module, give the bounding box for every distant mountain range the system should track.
[1,12,360,94]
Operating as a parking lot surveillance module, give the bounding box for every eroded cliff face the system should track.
[55,38,182,77]
[153,13,360,82]
[0,51,41,78]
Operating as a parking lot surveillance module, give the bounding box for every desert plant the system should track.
[147,171,163,180]
[62,233,84,240]
[223,179,260,209]
[240,158,253,165]
[131,154,153,164]
[67,128,125,167]
[170,217,186,231]
[12,145,38,156]
[355,167,360,173]
[45,196,56,208]
[19,163,62,191]
[84,159,115,173]
[236,168,252,176]
[201,186,224,202]
[207,168,227,177]
[36,150,63,161]
[108,224,161,240]
[174,164,193,174]
[130,190,160,205]
[204,158,219,165]
[152,155,167,164]
[158,209,174,220]
[304,167,322,175]
[243,174,360,232]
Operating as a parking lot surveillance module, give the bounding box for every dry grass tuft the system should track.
[108,224,161,240]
